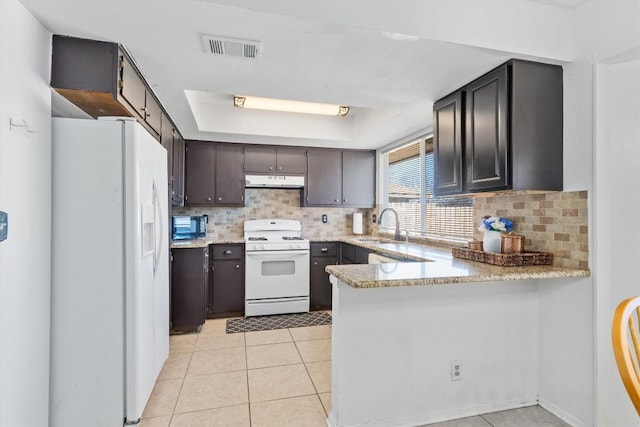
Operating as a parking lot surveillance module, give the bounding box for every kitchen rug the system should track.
[226,311,332,334]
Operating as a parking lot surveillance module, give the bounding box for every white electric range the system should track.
[244,219,310,317]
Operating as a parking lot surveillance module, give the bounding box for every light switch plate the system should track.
[0,211,7,242]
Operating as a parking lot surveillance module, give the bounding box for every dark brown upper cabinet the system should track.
[304,149,343,206]
[160,113,175,183]
[172,133,185,206]
[184,141,244,207]
[119,55,161,135]
[185,141,216,205]
[465,64,509,192]
[161,113,185,207]
[304,149,375,207]
[342,151,375,207]
[215,144,245,205]
[433,91,464,195]
[433,59,563,196]
[51,35,169,140]
[244,146,307,174]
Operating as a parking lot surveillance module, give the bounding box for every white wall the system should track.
[534,60,596,426]
[526,2,640,425]
[0,2,52,426]
[594,59,640,426]
[565,1,640,426]
[331,279,540,427]
[537,277,594,426]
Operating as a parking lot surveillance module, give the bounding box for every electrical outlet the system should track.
[372,214,377,223]
[322,214,328,224]
[450,359,463,381]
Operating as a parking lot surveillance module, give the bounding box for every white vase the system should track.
[483,230,502,253]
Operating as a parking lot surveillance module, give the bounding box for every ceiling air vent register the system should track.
[202,35,262,59]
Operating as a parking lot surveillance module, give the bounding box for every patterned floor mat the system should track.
[226,311,332,334]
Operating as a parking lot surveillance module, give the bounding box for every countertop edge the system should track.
[325,264,591,289]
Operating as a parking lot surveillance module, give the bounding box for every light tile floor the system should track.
[141,316,570,427]
[141,317,331,427]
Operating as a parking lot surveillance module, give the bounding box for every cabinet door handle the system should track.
[224,250,233,255]
[207,197,212,201]
[314,261,318,266]
[321,248,328,252]
[235,264,240,269]
[218,196,222,201]
[343,199,347,203]
[334,198,339,202]
[268,166,273,171]
[277,166,283,171]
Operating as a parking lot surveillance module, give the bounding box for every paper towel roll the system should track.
[352,213,363,235]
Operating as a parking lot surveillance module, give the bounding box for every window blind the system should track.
[383,137,474,241]
[387,155,421,233]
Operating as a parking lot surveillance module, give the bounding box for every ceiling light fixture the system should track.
[233,96,349,117]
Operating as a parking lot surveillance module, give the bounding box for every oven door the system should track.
[245,249,310,299]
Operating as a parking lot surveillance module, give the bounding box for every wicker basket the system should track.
[452,247,553,267]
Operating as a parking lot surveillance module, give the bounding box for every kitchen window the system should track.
[380,136,474,242]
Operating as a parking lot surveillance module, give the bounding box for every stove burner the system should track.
[282,236,304,241]
[248,237,268,241]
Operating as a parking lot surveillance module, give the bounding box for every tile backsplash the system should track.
[173,188,373,239]
[473,191,589,269]
[175,188,589,269]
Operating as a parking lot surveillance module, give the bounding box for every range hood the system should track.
[245,174,305,188]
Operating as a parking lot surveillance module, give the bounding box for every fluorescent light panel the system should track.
[234,95,349,116]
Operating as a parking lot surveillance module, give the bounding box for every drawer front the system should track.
[212,244,244,260]
[310,242,338,257]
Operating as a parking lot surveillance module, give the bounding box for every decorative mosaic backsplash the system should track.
[473,191,589,269]
[173,189,373,239]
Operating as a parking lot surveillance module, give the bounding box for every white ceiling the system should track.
[22,0,580,149]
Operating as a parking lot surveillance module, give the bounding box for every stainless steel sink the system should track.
[355,238,384,243]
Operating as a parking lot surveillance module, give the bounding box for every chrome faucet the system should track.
[377,208,402,241]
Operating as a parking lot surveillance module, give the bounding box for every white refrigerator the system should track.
[50,117,169,426]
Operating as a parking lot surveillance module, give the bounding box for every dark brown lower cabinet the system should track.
[340,243,373,265]
[170,247,208,332]
[209,244,245,316]
[310,243,338,309]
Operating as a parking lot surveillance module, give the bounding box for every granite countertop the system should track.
[325,260,590,289]
[170,234,590,288]
[170,236,244,248]
[321,236,589,288]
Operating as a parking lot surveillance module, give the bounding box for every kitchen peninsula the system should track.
[325,241,589,427]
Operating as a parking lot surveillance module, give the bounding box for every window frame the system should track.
[378,134,474,243]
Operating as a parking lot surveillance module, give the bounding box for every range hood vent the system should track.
[245,174,304,188]
[202,35,261,60]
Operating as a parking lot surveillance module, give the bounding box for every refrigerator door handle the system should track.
[152,181,163,278]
